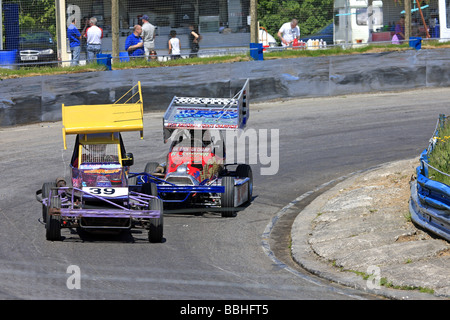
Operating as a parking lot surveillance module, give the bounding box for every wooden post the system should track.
[405,0,411,41]
[250,0,258,43]
[111,0,119,64]
[0,0,3,50]
[56,0,69,67]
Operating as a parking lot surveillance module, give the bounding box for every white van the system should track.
[439,0,450,41]
[334,0,384,45]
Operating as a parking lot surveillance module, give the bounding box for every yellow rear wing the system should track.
[62,82,144,149]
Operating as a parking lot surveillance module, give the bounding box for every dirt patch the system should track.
[396,231,433,242]
[438,248,450,256]
[336,165,414,214]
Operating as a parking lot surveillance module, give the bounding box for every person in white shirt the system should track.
[168,30,181,60]
[84,17,103,63]
[277,19,300,47]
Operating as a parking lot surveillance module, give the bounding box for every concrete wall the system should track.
[1,48,450,127]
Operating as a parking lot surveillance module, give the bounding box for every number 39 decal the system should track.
[82,187,128,197]
[88,188,116,195]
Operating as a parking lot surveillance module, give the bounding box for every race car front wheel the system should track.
[221,176,235,218]
[148,197,164,243]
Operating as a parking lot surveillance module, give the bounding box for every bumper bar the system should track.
[60,208,160,219]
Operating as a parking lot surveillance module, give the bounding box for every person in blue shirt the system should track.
[125,25,144,58]
[67,18,81,66]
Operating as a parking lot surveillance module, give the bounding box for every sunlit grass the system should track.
[263,42,411,59]
[428,118,450,185]
[112,53,251,70]
[0,63,106,79]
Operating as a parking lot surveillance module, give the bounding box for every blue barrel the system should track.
[96,53,112,70]
[119,52,130,62]
[0,50,18,69]
[249,43,264,61]
[409,37,422,50]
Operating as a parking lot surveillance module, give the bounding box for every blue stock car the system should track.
[131,80,253,217]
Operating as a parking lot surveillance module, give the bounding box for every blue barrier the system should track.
[0,49,17,69]
[410,115,450,241]
[96,53,112,70]
[409,37,422,50]
[119,52,130,62]
[249,43,264,61]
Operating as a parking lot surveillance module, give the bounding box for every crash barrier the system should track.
[119,52,130,62]
[0,49,17,70]
[410,115,450,241]
[3,48,450,127]
[409,37,422,50]
[96,53,112,71]
[249,43,264,61]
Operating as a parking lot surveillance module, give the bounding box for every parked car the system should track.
[300,23,334,45]
[19,30,58,66]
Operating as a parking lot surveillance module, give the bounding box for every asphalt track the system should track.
[0,87,448,301]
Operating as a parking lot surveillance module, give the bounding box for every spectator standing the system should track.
[80,17,90,60]
[277,19,300,47]
[85,17,103,63]
[141,15,156,60]
[125,25,145,57]
[188,24,201,58]
[168,30,181,60]
[67,18,81,66]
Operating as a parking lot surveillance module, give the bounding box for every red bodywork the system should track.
[167,145,223,183]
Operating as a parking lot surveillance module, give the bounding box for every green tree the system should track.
[258,0,300,42]
[16,0,56,35]
[300,0,334,35]
[258,0,333,43]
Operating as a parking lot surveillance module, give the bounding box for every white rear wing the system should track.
[163,79,249,141]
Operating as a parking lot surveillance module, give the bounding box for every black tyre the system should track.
[148,198,164,243]
[128,174,137,186]
[236,164,253,204]
[141,182,158,197]
[221,176,235,217]
[46,195,61,241]
[41,182,56,223]
[144,162,160,174]
[142,161,161,185]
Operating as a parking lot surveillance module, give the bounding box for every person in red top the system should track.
[84,17,103,63]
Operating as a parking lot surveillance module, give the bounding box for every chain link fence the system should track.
[258,0,440,47]
[0,0,446,68]
[1,0,253,66]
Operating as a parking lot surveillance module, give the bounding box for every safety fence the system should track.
[0,0,254,68]
[0,0,445,68]
[410,114,450,242]
[2,47,450,128]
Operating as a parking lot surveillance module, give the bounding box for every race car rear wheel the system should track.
[148,198,164,243]
[236,164,253,204]
[221,176,235,217]
[46,195,61,241]
[145,162,160,174]
[41,182,56,223]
